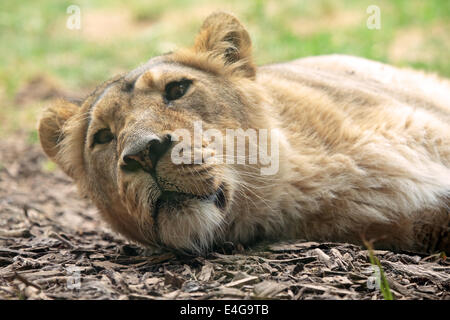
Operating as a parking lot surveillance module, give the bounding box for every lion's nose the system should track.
[121,134,172,172]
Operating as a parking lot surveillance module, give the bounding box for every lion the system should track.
[38,12,450,254]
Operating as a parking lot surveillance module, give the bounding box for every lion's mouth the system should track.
[152,184,226,219]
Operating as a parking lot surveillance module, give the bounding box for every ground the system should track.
[1,0,449,300]
[0,138,449,300]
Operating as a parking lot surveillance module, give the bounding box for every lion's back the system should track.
[258,54,450,116]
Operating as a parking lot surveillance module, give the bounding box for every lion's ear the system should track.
[194,12,255,78]
[38,99,78,160]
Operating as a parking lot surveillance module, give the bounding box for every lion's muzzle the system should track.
[120,133,172,173]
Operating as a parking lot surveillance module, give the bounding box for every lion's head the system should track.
[38,12,283,253]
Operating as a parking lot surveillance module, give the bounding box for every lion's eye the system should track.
[93,128,114,145]
[164,79,192,101]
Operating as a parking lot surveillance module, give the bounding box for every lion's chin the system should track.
[156,199,226,253]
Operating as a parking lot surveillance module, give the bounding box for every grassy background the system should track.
[0,0,449,139]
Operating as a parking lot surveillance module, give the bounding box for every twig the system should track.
[14,272,42,291]
[49,232,75,248]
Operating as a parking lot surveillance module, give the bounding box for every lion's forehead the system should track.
[89,59,165,109]
[89,57,201,114]
[124,55,169,83]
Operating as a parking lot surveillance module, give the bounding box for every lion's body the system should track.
[39,13,449,254]
[233,55,450,252]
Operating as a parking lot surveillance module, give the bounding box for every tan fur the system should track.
[38,12,450,254]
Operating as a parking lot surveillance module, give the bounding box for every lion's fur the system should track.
[38,12,450,254]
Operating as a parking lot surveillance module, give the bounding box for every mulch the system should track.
[0,138,449,300]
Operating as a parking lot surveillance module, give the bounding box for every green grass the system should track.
[0,0,449,139]
[364,241,394,300]
[41,159,57,172]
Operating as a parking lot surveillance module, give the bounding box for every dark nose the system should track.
[121,134,172,172]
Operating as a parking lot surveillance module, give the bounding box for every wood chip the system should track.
[92,260,127,270]
[293,283,356,296]
[0,229,32,238]
[253,281,287,298]
[198,262,214,282]
[313,248,334,268]
[164,270,185,289]
[224,276,259,288]
[269,241,320,252]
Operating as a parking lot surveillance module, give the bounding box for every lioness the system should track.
[39,12,450,254]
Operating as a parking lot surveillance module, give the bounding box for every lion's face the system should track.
[81,57,248,252]
[38,13,275,253]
